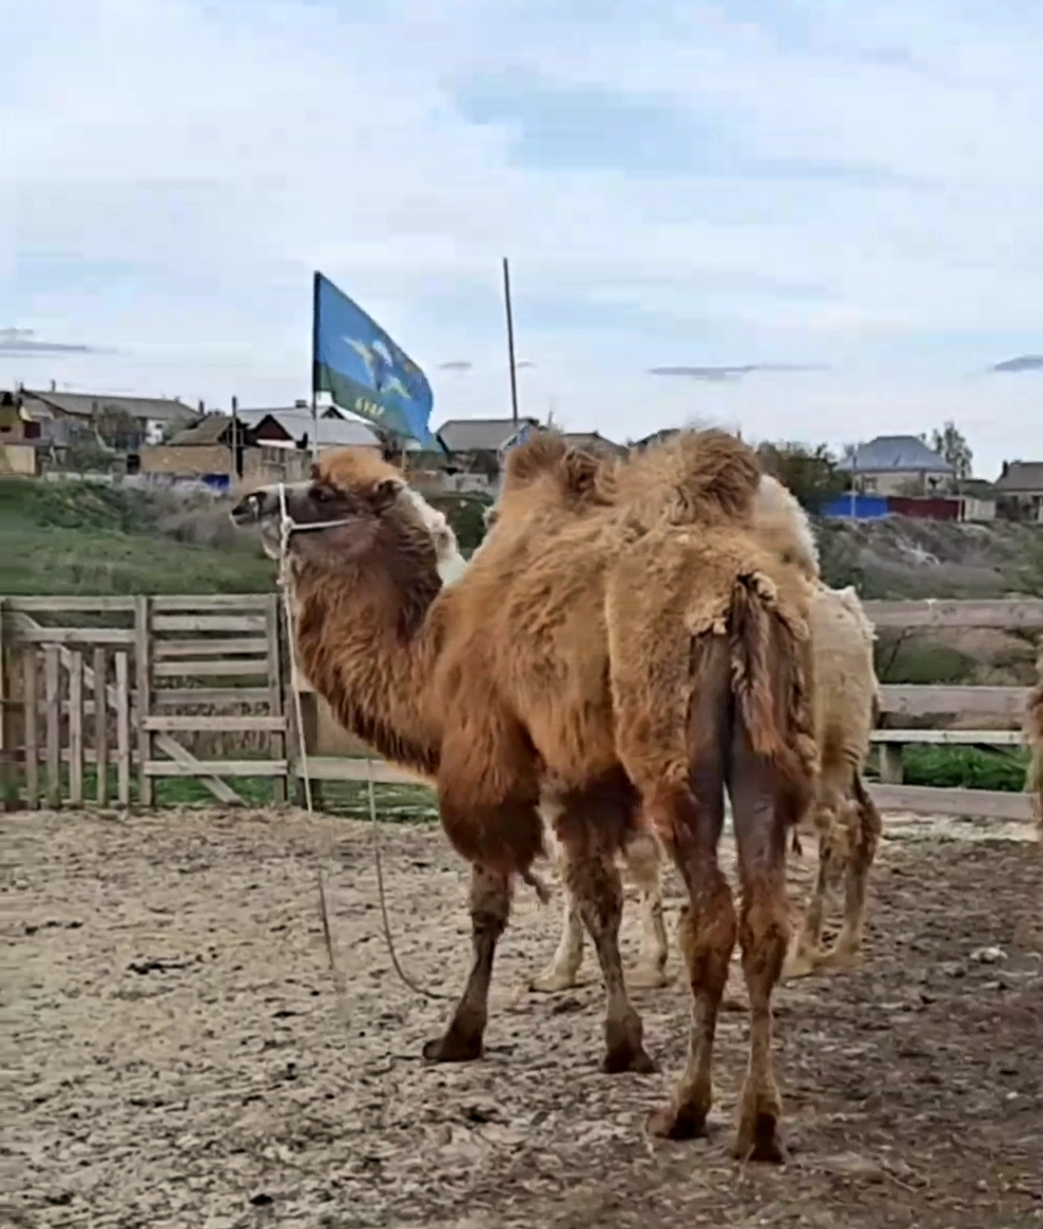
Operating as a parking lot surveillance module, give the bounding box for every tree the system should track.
[755,441,847,508]
[930,421,973,481]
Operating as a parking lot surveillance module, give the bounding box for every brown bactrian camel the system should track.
[232,430,818,1161]
[482,433,882,986]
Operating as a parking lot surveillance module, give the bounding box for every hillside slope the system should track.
[0,477,276,596]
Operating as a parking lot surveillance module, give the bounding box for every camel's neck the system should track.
[294,551,443,776]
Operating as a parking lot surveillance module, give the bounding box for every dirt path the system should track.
[4,807,1041,1228]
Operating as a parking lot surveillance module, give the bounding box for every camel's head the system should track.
[230,449,439,577]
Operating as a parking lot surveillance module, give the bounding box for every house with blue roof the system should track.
[836,435,955,496]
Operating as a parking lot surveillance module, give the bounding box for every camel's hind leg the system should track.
[728,715,805,1164]
[818,773,881,969]
[422,863,511,1063]
[553,774,658,1074]
[646,641,736,1142]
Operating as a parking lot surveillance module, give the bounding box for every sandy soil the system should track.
[3,806,1042,1229]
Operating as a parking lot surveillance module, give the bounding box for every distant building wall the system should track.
[139,443,230,476]
[960,497,997,522]
[0,443,38,476]
[853,469,949,497]
[889,496,961,521]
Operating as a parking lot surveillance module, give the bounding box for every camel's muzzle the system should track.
[230,489,274,528]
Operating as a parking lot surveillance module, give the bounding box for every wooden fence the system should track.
[0,594,288,809]
[2,594,1041,820]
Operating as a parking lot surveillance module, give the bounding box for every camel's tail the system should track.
[728,576,818,825]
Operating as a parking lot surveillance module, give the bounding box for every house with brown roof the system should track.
[994,460,1043,522]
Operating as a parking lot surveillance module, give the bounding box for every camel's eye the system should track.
[313,485,334,504]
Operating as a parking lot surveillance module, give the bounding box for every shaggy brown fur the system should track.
[232,429,817,1162]
[486,434,882,984]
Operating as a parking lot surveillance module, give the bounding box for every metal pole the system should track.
[310,271,321,459]
[502,257,519,428]
[230,394,240,484]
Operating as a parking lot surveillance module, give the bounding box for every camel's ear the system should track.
[369,477,404,512]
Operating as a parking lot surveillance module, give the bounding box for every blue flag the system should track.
[312,271,437,448]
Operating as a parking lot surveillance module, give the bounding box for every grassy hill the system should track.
[0,476,277,596]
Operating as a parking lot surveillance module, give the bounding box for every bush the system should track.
[428,493,492,552]
[874,635,975,685]
[902,746,1029,792]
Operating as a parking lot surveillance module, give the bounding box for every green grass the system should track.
[21,763,440,818]
[0,476,276,596]
[900,745,1030,792]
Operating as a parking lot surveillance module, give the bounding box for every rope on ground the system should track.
[275,483,449,1010]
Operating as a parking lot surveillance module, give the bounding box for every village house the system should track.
[993,460,1043,522]
[836,435,956,496]
[19,385,201,449]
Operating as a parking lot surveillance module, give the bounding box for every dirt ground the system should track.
[4,806,1042,1229]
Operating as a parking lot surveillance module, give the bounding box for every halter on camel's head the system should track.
[229,449,457,579]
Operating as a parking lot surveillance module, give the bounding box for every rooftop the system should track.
[994,460,1043,493]
[250,408,382,449]
[836,435,954,474]
[436,416,541,453]
[21,389,201,424]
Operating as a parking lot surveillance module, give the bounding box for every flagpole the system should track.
[310,271,321,459]
[502,257,519,428]
[230,394,241,483]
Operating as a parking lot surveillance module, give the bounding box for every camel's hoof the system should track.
[422,1032,483,1064]
[528,965,580,993]
[815,945,863,972]
[782,949,819,980]
[647,1102,709,1140]
[626,964,675,991]
[602,1045,659,1075]
[733,1112,788,1164]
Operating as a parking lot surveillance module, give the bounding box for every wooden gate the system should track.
[0,594,290,808]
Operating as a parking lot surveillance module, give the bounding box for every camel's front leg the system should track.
[423,864,510,1063]
[557,824,657,1074]
[529,885,585,991]
[623,830,671,989]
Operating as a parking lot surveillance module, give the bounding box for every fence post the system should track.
[23,649,39,808]
[0,598,17,810]
[115,650,131,806]
[94,647,109,805]
[135,596,153,806]
[68,648,84,806]
[265,594,286,805]
[44,645,61,807]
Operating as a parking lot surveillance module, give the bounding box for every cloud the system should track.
[648,363,829,382]
[990,354,1043,373]
[0,328,100,354]
[2,0,1041,477]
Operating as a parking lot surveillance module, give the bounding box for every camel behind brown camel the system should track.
[231,430,817,1162]
[484,432,882,987]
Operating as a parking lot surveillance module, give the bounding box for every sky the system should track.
[2,0,1041,479]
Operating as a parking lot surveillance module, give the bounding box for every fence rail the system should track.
[2,595,1040,820]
